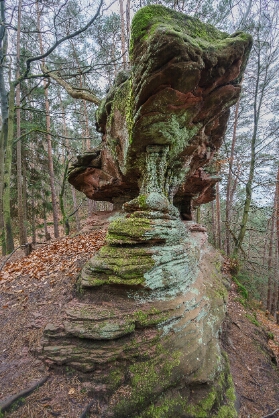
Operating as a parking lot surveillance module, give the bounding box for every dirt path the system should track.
[223,283,279,418]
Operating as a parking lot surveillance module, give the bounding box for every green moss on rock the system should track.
[133,308,169,327]
[111,345,181,417]
[131,5,240,55]
[111,351,237,418]
[130,5,229,52]
[107,216,152,243]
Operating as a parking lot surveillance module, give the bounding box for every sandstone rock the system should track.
[68,5,252,218]
[41,5,252,417]
[41,227,233,415]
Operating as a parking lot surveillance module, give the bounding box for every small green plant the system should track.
[232,276,248,300]
[234,271,264,302]
[65,366,75,376]
[246,312,260,327]
[267,332,274,340]
[10,397,25,412]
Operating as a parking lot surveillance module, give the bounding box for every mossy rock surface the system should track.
[45,6,252,417]
[69,5,252,211]
[41,222,235,416]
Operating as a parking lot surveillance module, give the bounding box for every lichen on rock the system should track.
[41,5,252,417]
[68,5,252,218]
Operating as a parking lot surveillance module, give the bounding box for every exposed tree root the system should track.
[261,409,279,418]
[80,400,95,418]
[0,375,48,412]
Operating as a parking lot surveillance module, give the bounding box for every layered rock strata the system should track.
[68,5,252,218]
[41,5,252,417]
[41,222,233,417]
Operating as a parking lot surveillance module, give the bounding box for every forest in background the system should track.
[1,0,279,318]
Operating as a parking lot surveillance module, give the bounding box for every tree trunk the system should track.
[0,0,8,255]
[0,128,6,255]
[272,167,279,317]
[31,194,36,245]
[211,200,216,247]
[16,0,27,252]
[233,27,268,258]
[71,187,80,231]
[119,0,127,69]
[43,199,50,241]
[232,133,255,257]
[225,99,240,256]
[59,160,70,236]
[216,182,221,249]
[44,88,60,238]
[267,211,275,313]
[276,166,279,262]
[36,4,60,238]
[3,84,15,253]
[271,252,279,318]
[59,91,81,232]
[22,147,28,239]
[126,0,131,55]
[88,199,94,217]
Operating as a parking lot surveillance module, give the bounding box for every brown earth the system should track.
[0,214,279,418]
[222,282,279,418]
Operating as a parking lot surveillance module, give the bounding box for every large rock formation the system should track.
[41,5,252,417]
[68,6,251,217]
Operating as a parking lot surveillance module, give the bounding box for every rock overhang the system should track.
[41,7,253,417]
[68,5,252,216]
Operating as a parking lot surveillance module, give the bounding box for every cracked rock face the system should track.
[68,5,252,217]
[42,6,252,417]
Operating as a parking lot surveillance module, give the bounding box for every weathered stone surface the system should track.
[41,5,252,417]
[40,224,233,415]
[68,5,252,217]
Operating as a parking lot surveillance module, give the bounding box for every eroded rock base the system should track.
[39,213,236,417]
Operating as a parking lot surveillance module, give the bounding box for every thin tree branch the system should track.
[13,128,94,144]
[21,0,104,80]
[68,199,85,218]
[42,66,100,105]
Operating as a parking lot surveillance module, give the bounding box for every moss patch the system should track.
[117,352,237,418]
[130,5,229,52]
[133,308,169,327]
[111,345,181,417]
[107,216,152,244]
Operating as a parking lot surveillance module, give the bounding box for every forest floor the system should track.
[0,213,279,418]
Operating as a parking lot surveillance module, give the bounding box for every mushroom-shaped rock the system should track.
[42,6,252,418]
[68,5,252,217]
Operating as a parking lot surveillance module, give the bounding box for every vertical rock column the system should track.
[124,144,178,219]
[80,144,192,290]
[141,145,169,195]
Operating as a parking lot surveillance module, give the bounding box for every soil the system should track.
[223,283,279,418]
[0,213,279,418]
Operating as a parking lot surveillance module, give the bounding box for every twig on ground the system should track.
[80,400,95,418]
[261,409,279,418]
[0,246,21,271]
[0,242,34,271]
